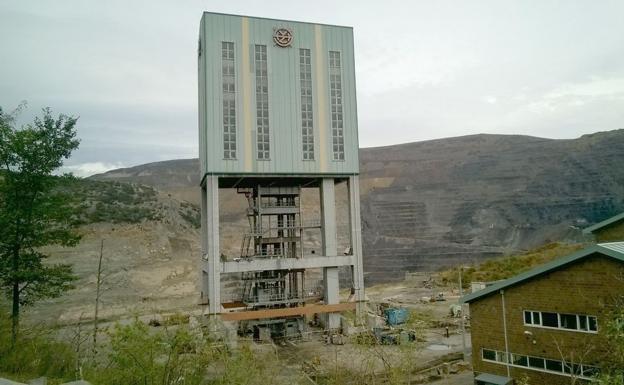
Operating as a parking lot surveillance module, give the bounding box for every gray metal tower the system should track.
[198,12,365,336]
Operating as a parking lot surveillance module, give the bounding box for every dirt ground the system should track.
[268,277,473,384]
[428,371,474,385]
[48,271,473,385]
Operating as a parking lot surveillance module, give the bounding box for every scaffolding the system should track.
[236,186,311,338]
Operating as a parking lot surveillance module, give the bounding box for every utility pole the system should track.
[92,239,104,359]
[459,266,467,361]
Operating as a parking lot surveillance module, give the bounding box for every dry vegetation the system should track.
[438,242,587,288]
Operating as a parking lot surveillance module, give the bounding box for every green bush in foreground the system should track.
[1,312,293,385]
[0,312,76,382]
[87,320,209,385]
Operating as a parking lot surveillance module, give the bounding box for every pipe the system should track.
[500,289,511,377]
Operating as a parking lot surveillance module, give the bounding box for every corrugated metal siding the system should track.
[599,241,624,254]
[198,12,359,176]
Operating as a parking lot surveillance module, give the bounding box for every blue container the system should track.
[385,307,409,325]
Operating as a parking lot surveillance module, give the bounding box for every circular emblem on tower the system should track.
[273,27,293,47]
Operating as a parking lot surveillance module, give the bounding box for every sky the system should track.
[1,0,623,176]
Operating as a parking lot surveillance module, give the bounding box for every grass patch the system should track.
[439,242,587,288]
[0,313,76,383]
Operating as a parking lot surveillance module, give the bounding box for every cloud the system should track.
[61,162,126,178]
[484,96,498,104]
[525,76,624,114]
[544,76,624,101]
[2,1,624,166]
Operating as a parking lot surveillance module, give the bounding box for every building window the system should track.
[528,356,545,369]
[255,45,270,160]
[542,312,559,327]
[496,351,509,363]
[560,313,578,330]
[329,51,344,161]
[564,362,581,375]
[299,48,314,160]
[523,310,598,333]
[482,349,496,361]
[512,354,528,367]
[482,348,599,380]
[546,359,563,372]
[222,42,236,159]
[583,365,600,377]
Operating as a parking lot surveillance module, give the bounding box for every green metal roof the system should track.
[461,242,624,303]
[202,11,353,29]
[474,373,513,385]
[583,212,624,234]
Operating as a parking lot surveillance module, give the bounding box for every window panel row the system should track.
[300,48,315,160]
[524,310,597,332]
[255,45,270,160]
[222,42,237,159]
[219,44,351,163]
[482,348,599,380]
[328,50,344,160]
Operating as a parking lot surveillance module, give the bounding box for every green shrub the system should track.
[179,202,200,229]
[0,312,76,382]
[85,319,289,385]
[86,320,209,385]
[64,179,162,224]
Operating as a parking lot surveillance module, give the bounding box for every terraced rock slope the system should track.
[93,130,624,283]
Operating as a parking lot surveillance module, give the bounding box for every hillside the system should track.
[93,130,624,282]
[31,180,202,324]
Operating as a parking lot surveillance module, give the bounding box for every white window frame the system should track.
[254,44,270,160]
[523,310,598,334]
[299,48,315,161]
[221,41,237,160]
[328,50,345,161]
[481,348,599,381]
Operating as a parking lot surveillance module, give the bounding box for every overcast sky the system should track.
[1,1,623,176]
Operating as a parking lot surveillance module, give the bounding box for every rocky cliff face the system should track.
[93,130,624,283]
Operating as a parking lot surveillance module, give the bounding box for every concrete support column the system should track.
[320,178,340,329]
[202,175,221,315]
[348,176,366,318]
[323,267,339,307]
[200,184,207,301]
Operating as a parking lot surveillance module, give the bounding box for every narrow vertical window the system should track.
[222,42,236,159]
[300,49,314,160]
[329,51,344,160]
[255,45,270,160]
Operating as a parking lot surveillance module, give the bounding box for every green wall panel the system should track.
[198,12,360,177]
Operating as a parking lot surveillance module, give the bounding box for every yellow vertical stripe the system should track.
[241,17,253,172]
[314,25,328,172]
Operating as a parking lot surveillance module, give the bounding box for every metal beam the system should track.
[221,302,356,321]
[218,255,355,274]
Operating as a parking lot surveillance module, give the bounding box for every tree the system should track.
[594,298,624,384]
[0,103,81,346]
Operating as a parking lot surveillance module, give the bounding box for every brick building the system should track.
[583,212,624,242]
[462,242,624,385]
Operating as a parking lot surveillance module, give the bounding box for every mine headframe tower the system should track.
[198,12,365,337]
